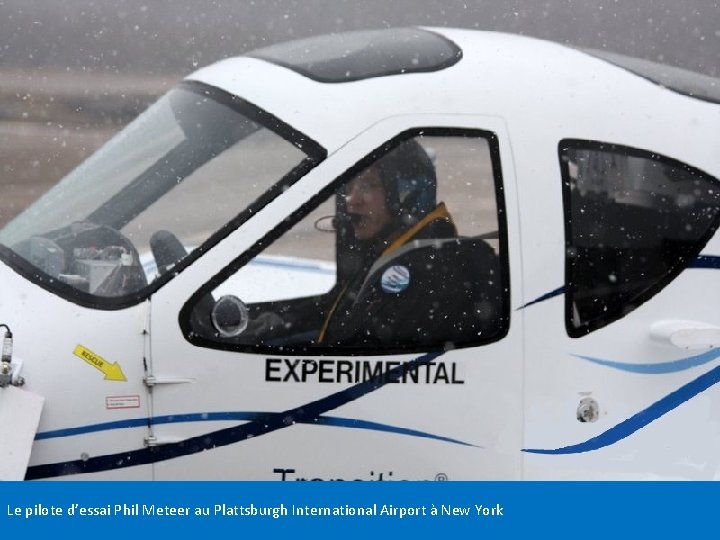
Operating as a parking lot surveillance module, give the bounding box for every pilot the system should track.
[317,139,457,348]
[244,138,500,348]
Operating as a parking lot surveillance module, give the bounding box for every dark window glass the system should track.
[561,140,720,336]
[248,28,462,83]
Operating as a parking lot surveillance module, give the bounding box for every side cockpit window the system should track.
[560,140,720,337]
[185,129,510,355]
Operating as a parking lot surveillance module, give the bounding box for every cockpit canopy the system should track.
[0,82,325,305]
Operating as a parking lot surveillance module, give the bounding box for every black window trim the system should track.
[0,81,327,311]
[560,138,720,338]
[181,127,511,357]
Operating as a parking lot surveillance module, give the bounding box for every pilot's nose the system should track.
[345,184,362,209]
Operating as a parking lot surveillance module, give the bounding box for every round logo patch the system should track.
[381,265,411,294]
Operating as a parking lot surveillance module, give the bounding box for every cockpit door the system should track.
[148,115,525,480]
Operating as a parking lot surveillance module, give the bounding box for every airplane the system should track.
[1,26,719,480]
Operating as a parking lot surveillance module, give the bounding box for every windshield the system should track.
[0,81,324,305]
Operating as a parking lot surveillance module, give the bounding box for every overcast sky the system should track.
[1,0,718,77]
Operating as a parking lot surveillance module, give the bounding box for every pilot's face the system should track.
[344,166,393,240]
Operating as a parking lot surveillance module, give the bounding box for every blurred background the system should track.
[1,0,718,226]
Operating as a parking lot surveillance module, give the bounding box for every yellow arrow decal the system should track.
[73,345,127,382]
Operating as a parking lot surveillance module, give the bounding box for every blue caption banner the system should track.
[0,481,716,537]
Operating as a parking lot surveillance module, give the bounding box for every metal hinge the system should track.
[143,375,196,388]
[144,434,186,447]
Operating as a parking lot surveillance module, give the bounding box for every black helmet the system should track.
[334,137,438,233]
[374,138,437,227]
[334,138,438,281]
